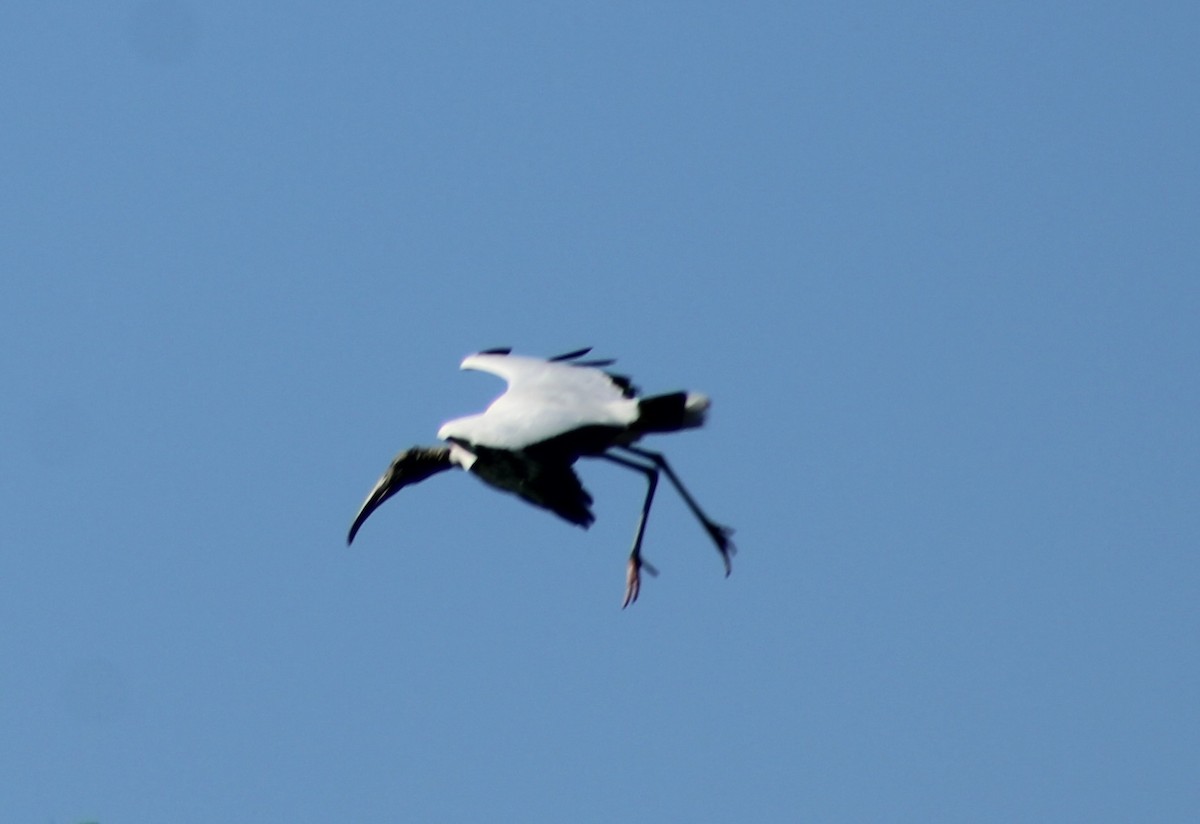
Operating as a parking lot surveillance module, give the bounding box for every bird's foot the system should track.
[705,522,737,576]
[622,558,640,608]
[622,556,659,609]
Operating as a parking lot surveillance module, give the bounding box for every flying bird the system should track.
[347,348,734,606]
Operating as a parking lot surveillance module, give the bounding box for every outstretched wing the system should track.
[437,351,639,451]
[463,351,630,402]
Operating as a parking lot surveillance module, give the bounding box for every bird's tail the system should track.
[633,391,710,434]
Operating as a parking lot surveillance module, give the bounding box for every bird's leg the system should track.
[618,446,736,576]
[602,452,661,608]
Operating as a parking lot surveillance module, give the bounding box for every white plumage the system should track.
[437,353,640,450]
[348,348,734,607]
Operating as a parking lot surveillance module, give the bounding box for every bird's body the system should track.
[348,348,733,606]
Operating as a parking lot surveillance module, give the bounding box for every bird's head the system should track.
[347,446,453,545]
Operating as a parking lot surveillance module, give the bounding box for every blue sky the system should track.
[3,2,1197,821]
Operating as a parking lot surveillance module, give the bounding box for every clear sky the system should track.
[3,2,1197,821]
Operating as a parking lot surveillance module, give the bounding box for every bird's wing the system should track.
[461,352,631,404]
[438,352,639,450]
[468,445,595,528]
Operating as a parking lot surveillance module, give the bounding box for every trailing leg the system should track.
[618,446,736,576]
[602,452,661,607]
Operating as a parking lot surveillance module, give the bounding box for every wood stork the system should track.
[347,348,734,607]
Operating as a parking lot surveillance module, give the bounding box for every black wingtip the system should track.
[549,346,593,361]
[479,346,513,355]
